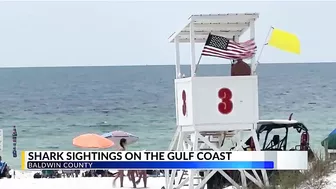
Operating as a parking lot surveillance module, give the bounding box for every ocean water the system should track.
[0,64,335,169]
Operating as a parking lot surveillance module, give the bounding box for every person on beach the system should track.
[135,170,147,188]
[135,150,148,188]
[113,138,137,188]
[127,170,137,188]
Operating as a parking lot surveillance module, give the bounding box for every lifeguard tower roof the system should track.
[168,13,259,43]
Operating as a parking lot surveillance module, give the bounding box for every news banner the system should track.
[21,151,308,170]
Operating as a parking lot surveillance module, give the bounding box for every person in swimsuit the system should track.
[135,150,147,188]
[135,170,147,188]
[127,170,137,188]
[113,138,137,188]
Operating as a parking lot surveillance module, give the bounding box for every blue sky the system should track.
[0,1,334,67]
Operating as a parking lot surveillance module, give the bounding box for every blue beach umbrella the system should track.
[328,129,336,136]
[101,130,139,147]
[321,129,336,149]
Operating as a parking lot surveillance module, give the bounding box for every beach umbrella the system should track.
[321,129,336,149]
[101,130,139,147]
[73,133,114,149]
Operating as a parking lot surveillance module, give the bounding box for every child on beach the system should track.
[112,139,137,188]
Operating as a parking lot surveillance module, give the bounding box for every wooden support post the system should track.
[324,140,329,160]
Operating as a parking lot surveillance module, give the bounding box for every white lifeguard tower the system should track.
[166,13,269,189]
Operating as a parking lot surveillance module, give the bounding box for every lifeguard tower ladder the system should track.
[166,13,269,189]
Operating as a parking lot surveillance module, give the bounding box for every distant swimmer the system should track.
[97,121,109,126]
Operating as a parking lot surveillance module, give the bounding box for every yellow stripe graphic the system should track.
[21,151,25,170]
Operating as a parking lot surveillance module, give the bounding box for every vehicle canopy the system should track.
[256,119,309,151]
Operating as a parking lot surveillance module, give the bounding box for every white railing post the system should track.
[249,20,256,75]
[189,19,196,77]
[175,37,181,78]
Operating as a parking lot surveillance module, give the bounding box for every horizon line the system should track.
[0,61,335,69]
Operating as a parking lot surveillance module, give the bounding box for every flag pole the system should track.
[194,33,212,76]
[253,26,274,74]
[193,55,203,76]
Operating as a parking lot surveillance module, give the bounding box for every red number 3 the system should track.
[182,90,187,116]
[218,88,233,114]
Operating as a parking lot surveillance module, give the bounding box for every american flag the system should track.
[201,34,257,60]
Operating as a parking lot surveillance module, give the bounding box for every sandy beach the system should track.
[11,178,169,189]
[3,170,166,189]
[2,177,165,189]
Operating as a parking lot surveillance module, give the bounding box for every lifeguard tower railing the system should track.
[169,13,258,78]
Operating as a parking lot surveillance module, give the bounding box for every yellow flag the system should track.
[268,28,300,54]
